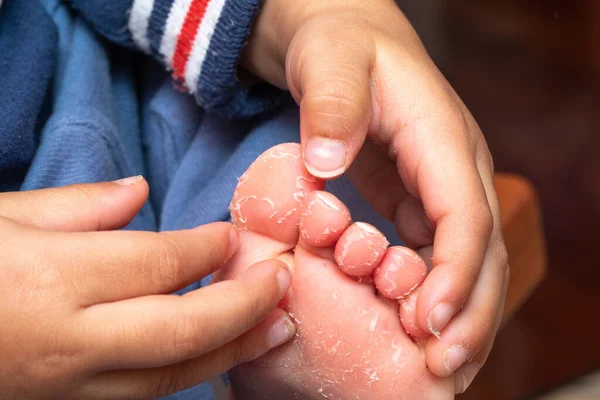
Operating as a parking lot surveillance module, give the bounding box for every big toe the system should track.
[230,143,324,244]
[299,191,352,247]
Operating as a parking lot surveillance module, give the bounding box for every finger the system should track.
[286,23,375,179]
[46,222,238,305]
[424,236,508,377]
[0,176,148,231]
[426,144,509,378]
[80,260,292,369]
[398,110,493,339]
[346,142,435,247]
[79,308,295,400]
[453,266,509,394]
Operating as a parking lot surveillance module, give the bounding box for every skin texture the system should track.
[216,143,455,399]
[0,178,296,399]
[241,0,510,391]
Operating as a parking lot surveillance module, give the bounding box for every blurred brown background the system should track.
[398,0,600,399]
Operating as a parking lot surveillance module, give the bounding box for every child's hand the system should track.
[0,179,294,399]
[243,0,509,392]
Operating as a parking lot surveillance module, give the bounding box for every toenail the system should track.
[428,302,455,338]
[316,192,340,210]
[226,226,239,262]
[355,222,380,236]
[277,264,292,297]
[455,362,481,394]
[267,315,296,349]
[304,138,346,178]
[443,345,470,375]
[394,246,423,263]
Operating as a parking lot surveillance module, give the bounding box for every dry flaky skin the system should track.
[215,143,454,400]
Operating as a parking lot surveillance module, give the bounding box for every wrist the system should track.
[241,0,415,90]
[241,0,307,89]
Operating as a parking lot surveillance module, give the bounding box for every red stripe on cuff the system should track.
[173,0,210,83]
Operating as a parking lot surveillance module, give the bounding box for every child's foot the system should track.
[213,144,454,399]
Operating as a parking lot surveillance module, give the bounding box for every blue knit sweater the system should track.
[0,0,290,189]
[68,0,290,117]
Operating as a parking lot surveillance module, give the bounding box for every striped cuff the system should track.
[128,0,289,118]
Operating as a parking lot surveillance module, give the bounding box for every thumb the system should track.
[0,176,149,231]
[286,26,375,179]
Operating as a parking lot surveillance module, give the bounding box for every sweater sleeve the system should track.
[67,0,290,118]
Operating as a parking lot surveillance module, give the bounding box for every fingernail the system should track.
[304,138,346,178]
[267,315,296,349]
[113,175,143,185]
[277,265,292,297]
[428,302,454,338]
[455,362,481,394]
[443,345,470,375]
[226,227,239,262]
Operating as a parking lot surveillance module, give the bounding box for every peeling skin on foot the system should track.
[374,246,428,301]
[265,147,301,160]
[298,191,351,247]
[299,199,345,243]
[335,222,389,276]
[230,195,274,225]
[369,312,379,331]
[220,144,453,400]
[315,191,340,210]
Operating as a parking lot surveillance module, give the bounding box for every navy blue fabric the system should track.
[66,0,290,118]
[194,0,292,117]
[0,0,57,191]
[67,0,136,49]
[147,0,175,61]
[23,0,155,231]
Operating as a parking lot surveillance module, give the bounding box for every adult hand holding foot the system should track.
[0,177,294,399]
[243,0,510,393]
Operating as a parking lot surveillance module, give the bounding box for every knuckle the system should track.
[227,341,257,369]
[164,365,197,397]
[160,310,200,362]
[155,368,181,398]
[25,337,83,388]
[306,80,366,117]
[68,183,100,202]
[221,280,268,329]
[149,237,186,288]
[235,284,269,328]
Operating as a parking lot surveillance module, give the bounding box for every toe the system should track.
[374,247,428,300]
[334,222,389,276]
[299,191,352,247]
[398,288,429,339]
[230,143,325,244]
